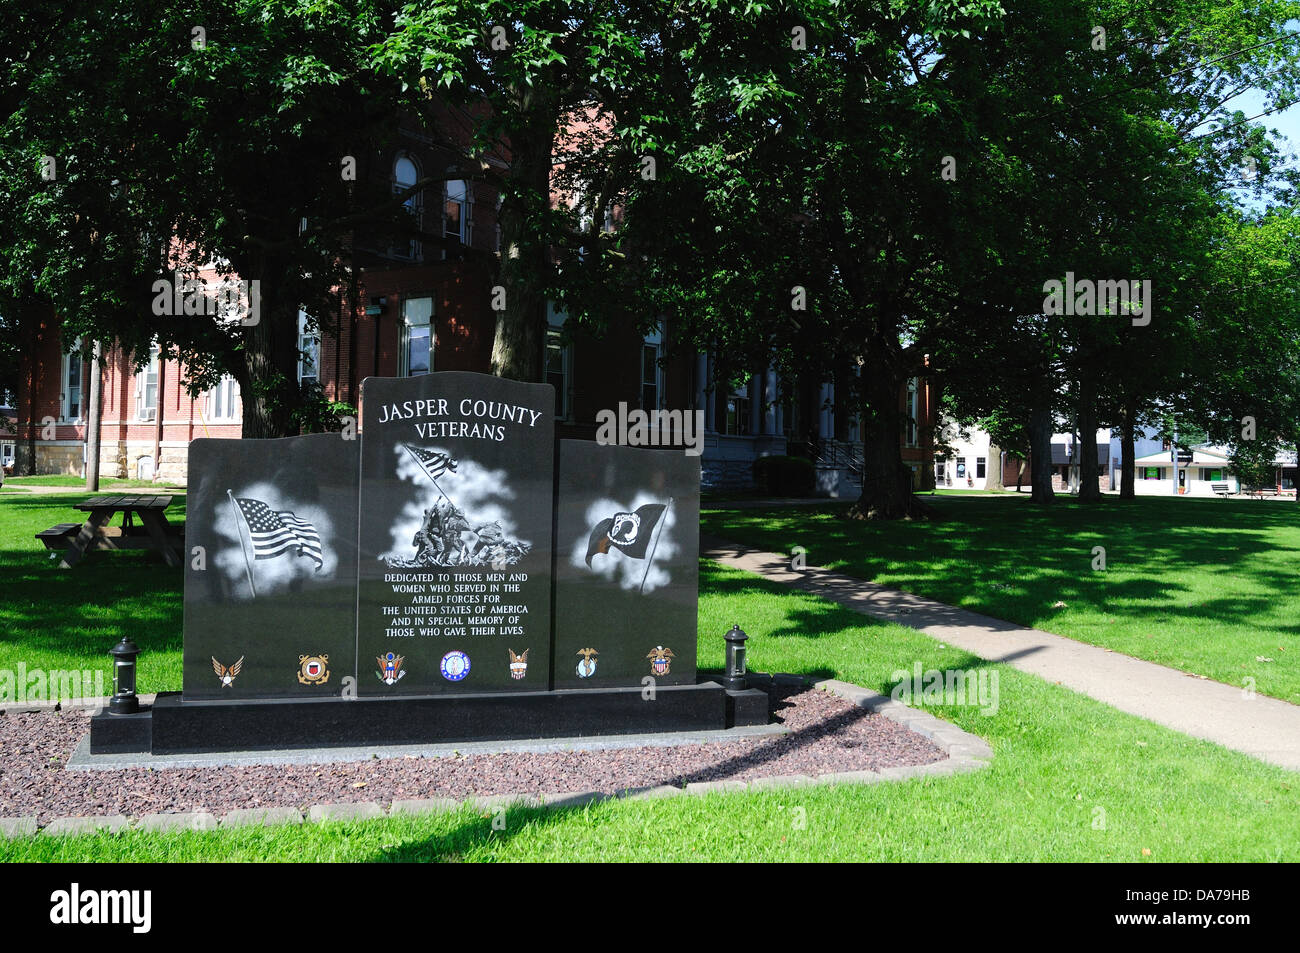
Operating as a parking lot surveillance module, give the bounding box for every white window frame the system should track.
[297,310,319,386]
[135,344,160,422]
[545,303,573,420]
[400,296,435,377]
[641,326,664,412]
[61,339,84,423]
[1,441,14,468]
[445,179,471,245]
[393,154,422,260]
[904,378,919,448]
[208,375,240,423]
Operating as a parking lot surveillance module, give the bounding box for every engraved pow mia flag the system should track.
[584,503,667,567]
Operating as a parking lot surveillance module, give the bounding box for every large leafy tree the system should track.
[373,0,677,382]
[0,0,414,438]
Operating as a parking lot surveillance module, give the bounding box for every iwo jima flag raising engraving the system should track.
[227,491,323,596]
[585,501,670,593]
[405,445,457,486]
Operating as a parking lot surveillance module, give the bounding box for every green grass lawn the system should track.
[2,491,1297,861]
[2,560,1296,861]
[703,496,1300,703]
[3,476,171,488]
[0,492,184,692]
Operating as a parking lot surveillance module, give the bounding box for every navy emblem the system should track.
[509,649,528,680]
[376,652,406,685]
[646,646,675,676]
[440,650,471,682]
[576,647,598,678]
[212,656,243,687]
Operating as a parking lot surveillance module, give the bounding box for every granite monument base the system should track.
[90,679,769,755]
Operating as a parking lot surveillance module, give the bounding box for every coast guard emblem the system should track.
[376,652,406,685]
[298,655,330,685]
[576,647,598,678]
[646,646,675,676]
[509,649,528,680]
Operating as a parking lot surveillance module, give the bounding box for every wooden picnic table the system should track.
[39,495,183,569]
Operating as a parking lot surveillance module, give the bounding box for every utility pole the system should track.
[1171,423,1178,496]
[85,340,102,491]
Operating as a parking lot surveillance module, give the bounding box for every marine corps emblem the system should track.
[576,647,599,678]
[646,645,675,676]
[297,654,330,685]
[376,652,406,685]
[509,648,528,680]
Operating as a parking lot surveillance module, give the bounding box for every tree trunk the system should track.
[985,443,1004,491]
[240,281,302,439]
[490,86,559,383]
[1015,456,1025,492]
[1078,388,1102,502]
[1120,400,1136,498]
[86,340,102,491]
[847,343,926,520]
[1029,406,1055,504]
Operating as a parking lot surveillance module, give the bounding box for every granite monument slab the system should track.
[357,372,555,695]
[553,439,700,689]
[182,434,360,700]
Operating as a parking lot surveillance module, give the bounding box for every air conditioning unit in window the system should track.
[139,408,156,422]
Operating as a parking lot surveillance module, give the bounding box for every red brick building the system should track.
[1,114,934,490]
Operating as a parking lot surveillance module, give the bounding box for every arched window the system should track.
[393,155,421,259]
[445,180,470,244]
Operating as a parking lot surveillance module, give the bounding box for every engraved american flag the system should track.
[405,445,457,483]
[234,497,323,570]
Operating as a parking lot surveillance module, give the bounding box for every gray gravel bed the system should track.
[0,686,945,824]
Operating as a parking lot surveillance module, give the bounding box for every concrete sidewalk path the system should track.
[702,536,1300,772]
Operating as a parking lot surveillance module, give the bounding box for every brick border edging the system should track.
[3,675,993,838]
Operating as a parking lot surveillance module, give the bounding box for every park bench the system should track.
[1248,486,1280,499]
[1211,483,1232,497]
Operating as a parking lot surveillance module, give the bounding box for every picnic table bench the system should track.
[36,495,183,569]
[1248,486,1280,499]
[1211,482,1232,497]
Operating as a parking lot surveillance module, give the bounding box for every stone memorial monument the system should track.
[90,371,768,756]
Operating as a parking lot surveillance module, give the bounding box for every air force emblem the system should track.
[212,656,243,687]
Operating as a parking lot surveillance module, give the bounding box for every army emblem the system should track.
[508,649,528,680]
[646,645,675,676]
[376,652,406,686]
[440,650,471,682]
[297,654,330,685]
[211,656,243,687]
[576,647,599,678]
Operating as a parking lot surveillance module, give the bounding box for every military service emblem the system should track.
[576,647,599,678]
[440,650,470,681]
[376,652,406,685]
[212,656,243,687]
[297,654,330,685]
[508,649,528,680]
[646,645,675,676]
